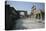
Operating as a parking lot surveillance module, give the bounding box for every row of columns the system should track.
[35,13,44,20]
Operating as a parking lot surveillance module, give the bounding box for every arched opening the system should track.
[20,12,25,17]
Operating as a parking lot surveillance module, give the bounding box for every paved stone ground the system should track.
[13,17,45,30]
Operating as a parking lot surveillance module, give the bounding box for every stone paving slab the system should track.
[13,17,45,30]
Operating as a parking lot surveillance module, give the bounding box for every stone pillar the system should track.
[40,13,42,20]
[25,11,27,17]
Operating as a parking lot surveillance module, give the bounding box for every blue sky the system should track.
[7,1,44,15]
